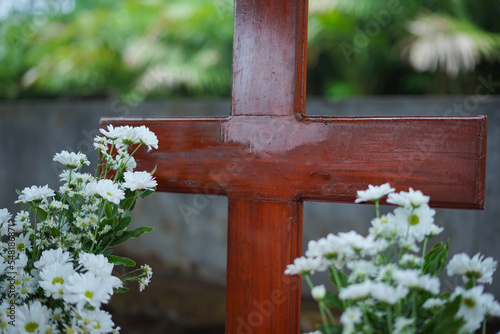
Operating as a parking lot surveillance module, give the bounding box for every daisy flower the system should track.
[447,253,497,284]
[39,262,75,299]
[85,179,125,205]
[284,256,329,275]
[387,187,430,208]
[63,272,112,309]
[122,171,157,191]
[15,300,51,334]
[135,125,159,151]
[34,248,73,270]
[340,307,362,327]
[53,150,90,169]
[311,285,326,301]
[355,183,394,203]
[16,185,55,203]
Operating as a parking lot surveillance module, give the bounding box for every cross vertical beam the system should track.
[226,199,303,333]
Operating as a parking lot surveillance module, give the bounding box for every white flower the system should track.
[340,307,362,327]
[77,309,115,333]
[369,213,399,240]
[16,185,55,203]
[134,125,159,151]
[305,233,354,267]
[447,253,497,284]
[39,262,75,299]
[122,171,157,191]
[387,188,429,208]
[393,317,414,334]
[100,125,127,140]
[347,260,377,282]
[339,280,373,301]
[355,183,394,203]
[284,256,329,275]
[392,269,440,295]
[34,248,73,270]
[311,285,326,301]
[78,253,122,292]
[393,204,435,242]
[63,272,113,309]
[422,298,446,309]
[85,179,125,205]
[14,300,51,334]
[370,282,409,305]
[452,286,487,332]
[338,231,378,256]
[399,254,423,267]
[53,150,90,169]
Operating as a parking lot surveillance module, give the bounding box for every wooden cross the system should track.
[101,0,487,332]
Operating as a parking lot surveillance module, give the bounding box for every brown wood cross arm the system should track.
[101,0,487,333]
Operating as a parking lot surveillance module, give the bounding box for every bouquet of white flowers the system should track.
[0,125,158,333]
[286,184,500,334]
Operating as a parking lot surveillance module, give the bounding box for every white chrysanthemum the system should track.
[355,183,394,203]
[53,150,90,169]
[85,179,125,205]
[404,13,492,78]
[16,185,55,203]
[305,233,354,267]
[387,188,430,208]
[340,307,362,328]
[0,208,11,226]
[14,234,32,253]
[78,309,115,333]
[393,317,414,334]
[393,204,435,242]
[311,285,326,301]
[399,254,423,267]
[370,282,409,305]
[422,298,446,310]
[453,286,487,332]
[79,253,122,292]
[123,171,157,191]
[14,300,51,334]
[100,125,127,140]
[392,269,440,295]
[338,231,378,256]
[284,256,329,275]
[34,248,73,270]
[39,262,75,299]
[347,260,377,283]
[135,125,159,151]
[63,272,113,309]
[447,253,497,284]
[339,280,373,301]
[369,213,399,240]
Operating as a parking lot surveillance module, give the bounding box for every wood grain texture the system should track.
[100,115,487,209]
[226,198,302,334]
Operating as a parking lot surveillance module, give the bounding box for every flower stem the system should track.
[386,305,393,334]
[375,200,380,218]
[482,319,487,334]
[319,303,331,334]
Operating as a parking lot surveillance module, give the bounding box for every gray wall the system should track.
[1,97,499,301]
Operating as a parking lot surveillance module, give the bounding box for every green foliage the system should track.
[0,0,499,99]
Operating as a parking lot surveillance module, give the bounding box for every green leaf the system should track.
[316,323,342,334]
[324,291,344,311]
[114,287,129,294]
[107,255,136,267]
[120,196,136,211]
[35,207,48,221]
[113,216,132,233]
[109,226,154,247]
[105,201,116,218]
[139,189,155,199]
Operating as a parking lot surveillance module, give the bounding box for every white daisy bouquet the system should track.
[287,184,500,334]
[0,125,158,333]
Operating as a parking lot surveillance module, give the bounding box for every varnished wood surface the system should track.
[101,115,487,209]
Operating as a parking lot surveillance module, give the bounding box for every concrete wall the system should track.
[1,97,499,312]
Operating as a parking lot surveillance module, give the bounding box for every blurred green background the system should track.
[1,0,500,100]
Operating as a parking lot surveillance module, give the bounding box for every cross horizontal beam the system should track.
[101,114,487,209]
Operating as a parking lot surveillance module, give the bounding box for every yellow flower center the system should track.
[409,214,419,226]
[25,322,39,332]
[85,291,93,299]
[464,297,476,308]
[52,277,64,285]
